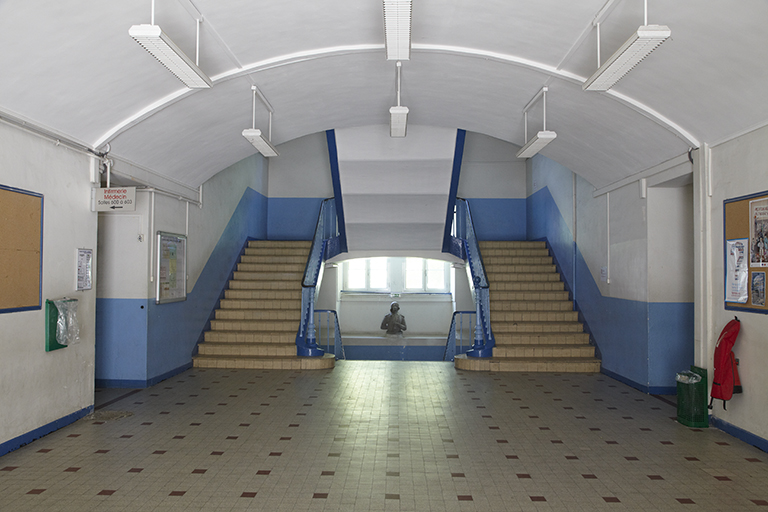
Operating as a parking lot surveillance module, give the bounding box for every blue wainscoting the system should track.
[267,197,324,240]
[467,198,527,241]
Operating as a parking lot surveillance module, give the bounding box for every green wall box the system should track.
[45,299,71,352]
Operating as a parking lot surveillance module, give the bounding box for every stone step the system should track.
[228,280,302,291]
[492,344,595,358]
[215,309,302,321]
[490,311,579,322]
[219,298,302,310]
[489,301,574,312]
[486,272,561,282]
[480,249,550,257]
[239,255,307,265]
[479,241,546,249]
[494,332,591,345]
[455,355,600,373]
[492,321,584,333]
[193,353,335,370]
[247,240,312,249]
[224,289,301,300]
[198,342,295,357]
[486,264,557,274]
[209,320,297,332]
[237,263,305,273]
[489,290,570,301]
[483,256,553,265]
[489,281,565,291]
[233,271,304,281]
[204,331,296,343]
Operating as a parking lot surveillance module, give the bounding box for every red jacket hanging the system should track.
[709,317,742,410]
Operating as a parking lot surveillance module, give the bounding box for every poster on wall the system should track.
[156,232,187,304]
[752,271,766,307]
[750,197,768,267]
[726,238,749,303]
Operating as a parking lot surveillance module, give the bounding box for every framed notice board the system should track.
[156,232,187,304]
[724,190,768,314]
[0,184,43,313]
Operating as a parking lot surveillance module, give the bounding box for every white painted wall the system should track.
[98,154,268,299]
[0,122,97,445]
[608,183,648,302]
[706,124,768,441]
[268,132,333,198]
[458,132,526,199]
[576,176,609,295]
[647,185,694,303]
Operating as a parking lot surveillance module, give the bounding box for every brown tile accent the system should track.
[192,469,207,474]
[97,490,116,496]
[751,500,768,506]
[211,451,224,456]
[128,468,143,473]
[582,474,597,479]
[37,449,52,453]
[321,471,335,476]
[676,498,695,504]
[153,450,166,454]
[603,497,620,503]
[517,474,531,479]
[313,493,328,499]
[506,455,519,460]
[64,467,80,472]
[457,495,473,501]
[530,496,546,502]
[1,467,18,471]
[647,475,664,480]
[451,473,466,478]
[27,489,46,495]
[714,476,731,481]
[169,491,186,496]
[385,494,400,500]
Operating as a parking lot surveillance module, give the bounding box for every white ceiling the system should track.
[1,0,766,191]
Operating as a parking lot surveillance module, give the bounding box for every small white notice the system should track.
[92,187,136,212]
[76,248,93,291]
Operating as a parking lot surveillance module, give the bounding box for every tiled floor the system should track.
[1,361,767,511]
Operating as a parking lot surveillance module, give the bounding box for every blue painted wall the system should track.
[467,198,526,241]
[95,298,149,385]
[267,197,323,240]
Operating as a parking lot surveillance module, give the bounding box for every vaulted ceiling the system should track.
[1,0,766,191]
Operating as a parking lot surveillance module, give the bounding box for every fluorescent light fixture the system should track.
[383,0,412,60]
[516,131,557,159]
[242,129,279,157]
[583,25,670,91]
[129,24,212,89]
[390,106,409,137]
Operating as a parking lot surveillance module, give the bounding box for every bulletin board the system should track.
[0,185,43,313]
[724,190,768,314]
[156,232,187,304]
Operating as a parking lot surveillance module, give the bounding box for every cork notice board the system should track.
[0,185,43,313]
[724,190,768,314]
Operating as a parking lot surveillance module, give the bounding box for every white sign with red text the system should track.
[92,187,136,212]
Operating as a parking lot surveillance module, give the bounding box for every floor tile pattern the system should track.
[0,361,767,511]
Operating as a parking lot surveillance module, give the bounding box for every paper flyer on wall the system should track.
[752,271,766,307]
[751,197,768,267]
[726,238,748,303]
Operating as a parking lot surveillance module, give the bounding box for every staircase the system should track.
[455,241,600,373]
[193,240,335,370]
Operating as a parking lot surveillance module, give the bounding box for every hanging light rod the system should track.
[129,1,211,88]
[516,86,556,159]
[390,61,409,137]
[242,85,278,157]
[383,0,412,60]
[583,0,670,91]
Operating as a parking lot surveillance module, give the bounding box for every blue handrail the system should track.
[449,198,495,357]
[314,309,345,360]
[444,311,476,361]
[296,198,343,357]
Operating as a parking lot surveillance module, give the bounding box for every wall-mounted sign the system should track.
[76,248,93,291]
[91,187,136,212]
[156,232,187,304]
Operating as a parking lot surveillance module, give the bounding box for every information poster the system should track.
[751,197,768,267]
[726,238,748,303]
[156,232,187,304]
[753,272,766,307]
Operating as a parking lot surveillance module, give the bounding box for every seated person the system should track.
[381,301,406,335]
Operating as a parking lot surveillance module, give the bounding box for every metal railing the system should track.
[296,198,344,357]
[450,198,495,357]
[444,311,476,361]
[314,309,345,360]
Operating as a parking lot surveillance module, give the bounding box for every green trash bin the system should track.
[676,365,708,428]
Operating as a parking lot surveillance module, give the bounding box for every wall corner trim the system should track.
[710,416,768,454]
[0,405,94,457]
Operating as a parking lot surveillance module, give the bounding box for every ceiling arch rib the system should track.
[95,44,697,152]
